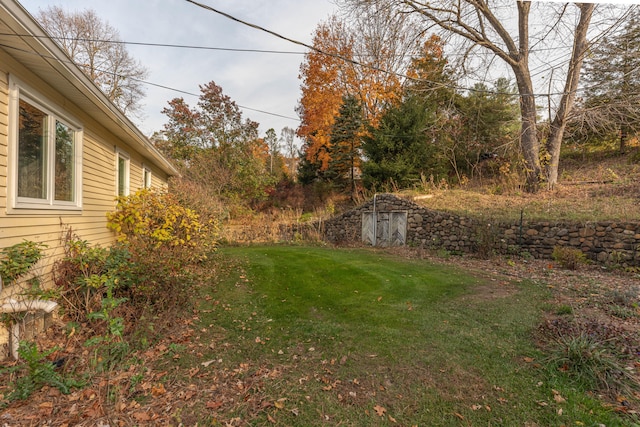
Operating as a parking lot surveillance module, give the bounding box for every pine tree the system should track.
[580,10,640,152]
[361,95,445,189]
[327,95,365,193]
[457,79,520,157]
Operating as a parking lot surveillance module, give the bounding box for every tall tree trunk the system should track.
[513,2,541,192]
[620,124,628,154]
[545,3,595,188]
[515,74,541,192]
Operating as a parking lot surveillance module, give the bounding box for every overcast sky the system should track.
[19,0,340,141]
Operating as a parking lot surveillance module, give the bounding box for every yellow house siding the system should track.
[0,46,171,287]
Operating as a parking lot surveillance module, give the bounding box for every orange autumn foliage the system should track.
[296,15,404,171]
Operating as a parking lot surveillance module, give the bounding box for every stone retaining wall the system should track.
[323,193,640,266]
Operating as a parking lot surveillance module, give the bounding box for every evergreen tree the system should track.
[327,95,365,193]
[296,138,326,185]
[361,35,459,189]
[361,95,446,189]
[457,79,520,160]
[579,9,640,152]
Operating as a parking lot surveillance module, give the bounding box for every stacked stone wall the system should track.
[323,194,640,266]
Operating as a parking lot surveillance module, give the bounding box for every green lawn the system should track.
[167,245,634,426]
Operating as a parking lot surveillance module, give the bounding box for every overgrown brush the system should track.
[552,245,587,270]
[0,240,46,285]
[0,341,82,405]
[106,188,217,310]
[540,317,640,397]
[55,189,218,340]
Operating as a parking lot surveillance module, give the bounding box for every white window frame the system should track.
[142,165,152,189]
[7,76,83,211]
[116,149,130,197]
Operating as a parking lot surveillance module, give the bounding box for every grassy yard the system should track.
[2,245,637,426]
[159,245,634,426]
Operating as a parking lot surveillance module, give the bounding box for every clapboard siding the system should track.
[0,38,172,288]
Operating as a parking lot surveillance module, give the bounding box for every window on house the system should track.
[11,86,82,210]
[142,166,152,189]
[116,151,130,196]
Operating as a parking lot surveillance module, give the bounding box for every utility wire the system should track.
[0,31,613,98]
[0,32,586,60]
[0,33,306,55]
[183,0,457,92]
[184,0,606,98]
[0,41,300,122]
[3,3,633,109]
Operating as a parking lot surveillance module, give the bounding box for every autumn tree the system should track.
[159,81,273,207]
[296,11,424,187]
[155,97,202,163]
[296,16,355,180]
[342,0,601,191]
[36,6,148,117]
[404,35,455,103]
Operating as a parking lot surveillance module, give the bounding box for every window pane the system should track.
[55,121,75,201]
[118,156,127,196]
[18,100,47,199]
[143,168,151,188]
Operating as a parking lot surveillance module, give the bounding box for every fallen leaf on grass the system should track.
[206,400,223,410]
[151,383,166,397]
[133,411,151,421]
[388,414,397,423]
[374,405,386,417]
[552,389,566,403]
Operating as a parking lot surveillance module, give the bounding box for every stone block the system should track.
[579,227,595,237]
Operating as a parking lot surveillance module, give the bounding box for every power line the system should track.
[0,28,610,98]
[0,33,306,55]
[182,0,596,98]
[0,41,300,122]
